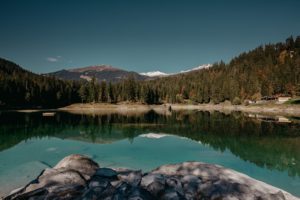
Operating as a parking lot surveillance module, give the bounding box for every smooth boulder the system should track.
[54,154,99,178]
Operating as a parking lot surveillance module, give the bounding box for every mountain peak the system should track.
[140,64,212,77]
[68,65,122,73]
[140,71,169,77]
[47,65,148,83]
[180,64,212,73]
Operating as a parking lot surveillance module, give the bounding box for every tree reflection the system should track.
[0,110,300,177]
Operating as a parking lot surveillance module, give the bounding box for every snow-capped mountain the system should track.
[140,64,212,77]
[47,64,212,82]
[140,71,169,77]
[179,64,212,73]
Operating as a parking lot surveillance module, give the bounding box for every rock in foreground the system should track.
[3,154,299,200]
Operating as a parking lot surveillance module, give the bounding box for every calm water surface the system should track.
[0,110,300,197]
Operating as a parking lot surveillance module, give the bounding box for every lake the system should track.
[0,110,300,197]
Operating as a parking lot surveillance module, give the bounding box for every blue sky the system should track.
[0,0,300,74]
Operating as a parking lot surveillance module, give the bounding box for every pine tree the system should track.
[295,36,300,49]
[108,82,115,103]
[78,84,87,103]
[100,81,107,102]
[125,76,136,102]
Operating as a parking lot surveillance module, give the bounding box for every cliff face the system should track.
[3,154,299,200]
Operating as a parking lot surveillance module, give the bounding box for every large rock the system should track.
[54,154,99,178]
[4,154,98,200]
[3,155,300,200]
[151,162,299,200]
[25,168,87,192]
[117,169,142,186]
[141,174,166,197]
[95,168,118,178]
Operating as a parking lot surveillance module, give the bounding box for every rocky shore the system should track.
[3,154,299,200]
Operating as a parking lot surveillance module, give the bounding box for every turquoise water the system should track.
[0,111,300,196]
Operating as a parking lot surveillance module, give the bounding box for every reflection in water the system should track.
[0,110,300,178]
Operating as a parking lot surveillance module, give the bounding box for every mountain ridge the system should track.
[1,35,299,108]
[46,65,149,83]
[46,64,213,82]
[140,64,212,77]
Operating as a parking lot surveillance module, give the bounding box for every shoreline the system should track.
[171,103,300,117]
[4,102,300,117]
[62,103,300,117]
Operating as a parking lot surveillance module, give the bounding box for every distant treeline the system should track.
[70,35,300,105]
[0,59,80,108]
[1,36,300,108]
[148,35,300,104]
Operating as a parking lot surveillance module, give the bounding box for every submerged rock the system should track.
[3,155,299,200]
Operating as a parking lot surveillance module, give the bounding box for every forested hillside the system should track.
[1,36,300,108]
[145,35,300,104]
[99,35,300,104]
[0,58,80,108]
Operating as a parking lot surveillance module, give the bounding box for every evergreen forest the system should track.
[1,36,300,108]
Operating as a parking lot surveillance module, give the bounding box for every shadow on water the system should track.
[0,110,300,177]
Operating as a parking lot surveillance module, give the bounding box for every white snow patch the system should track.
[140,71,169,77]
[180,64,212,73]
[140,64,212,77]
[80,75,92,81]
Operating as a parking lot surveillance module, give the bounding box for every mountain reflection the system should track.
[0,110,300,177]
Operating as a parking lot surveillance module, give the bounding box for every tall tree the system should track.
[108,82,115,103]
[100,81,107,102]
